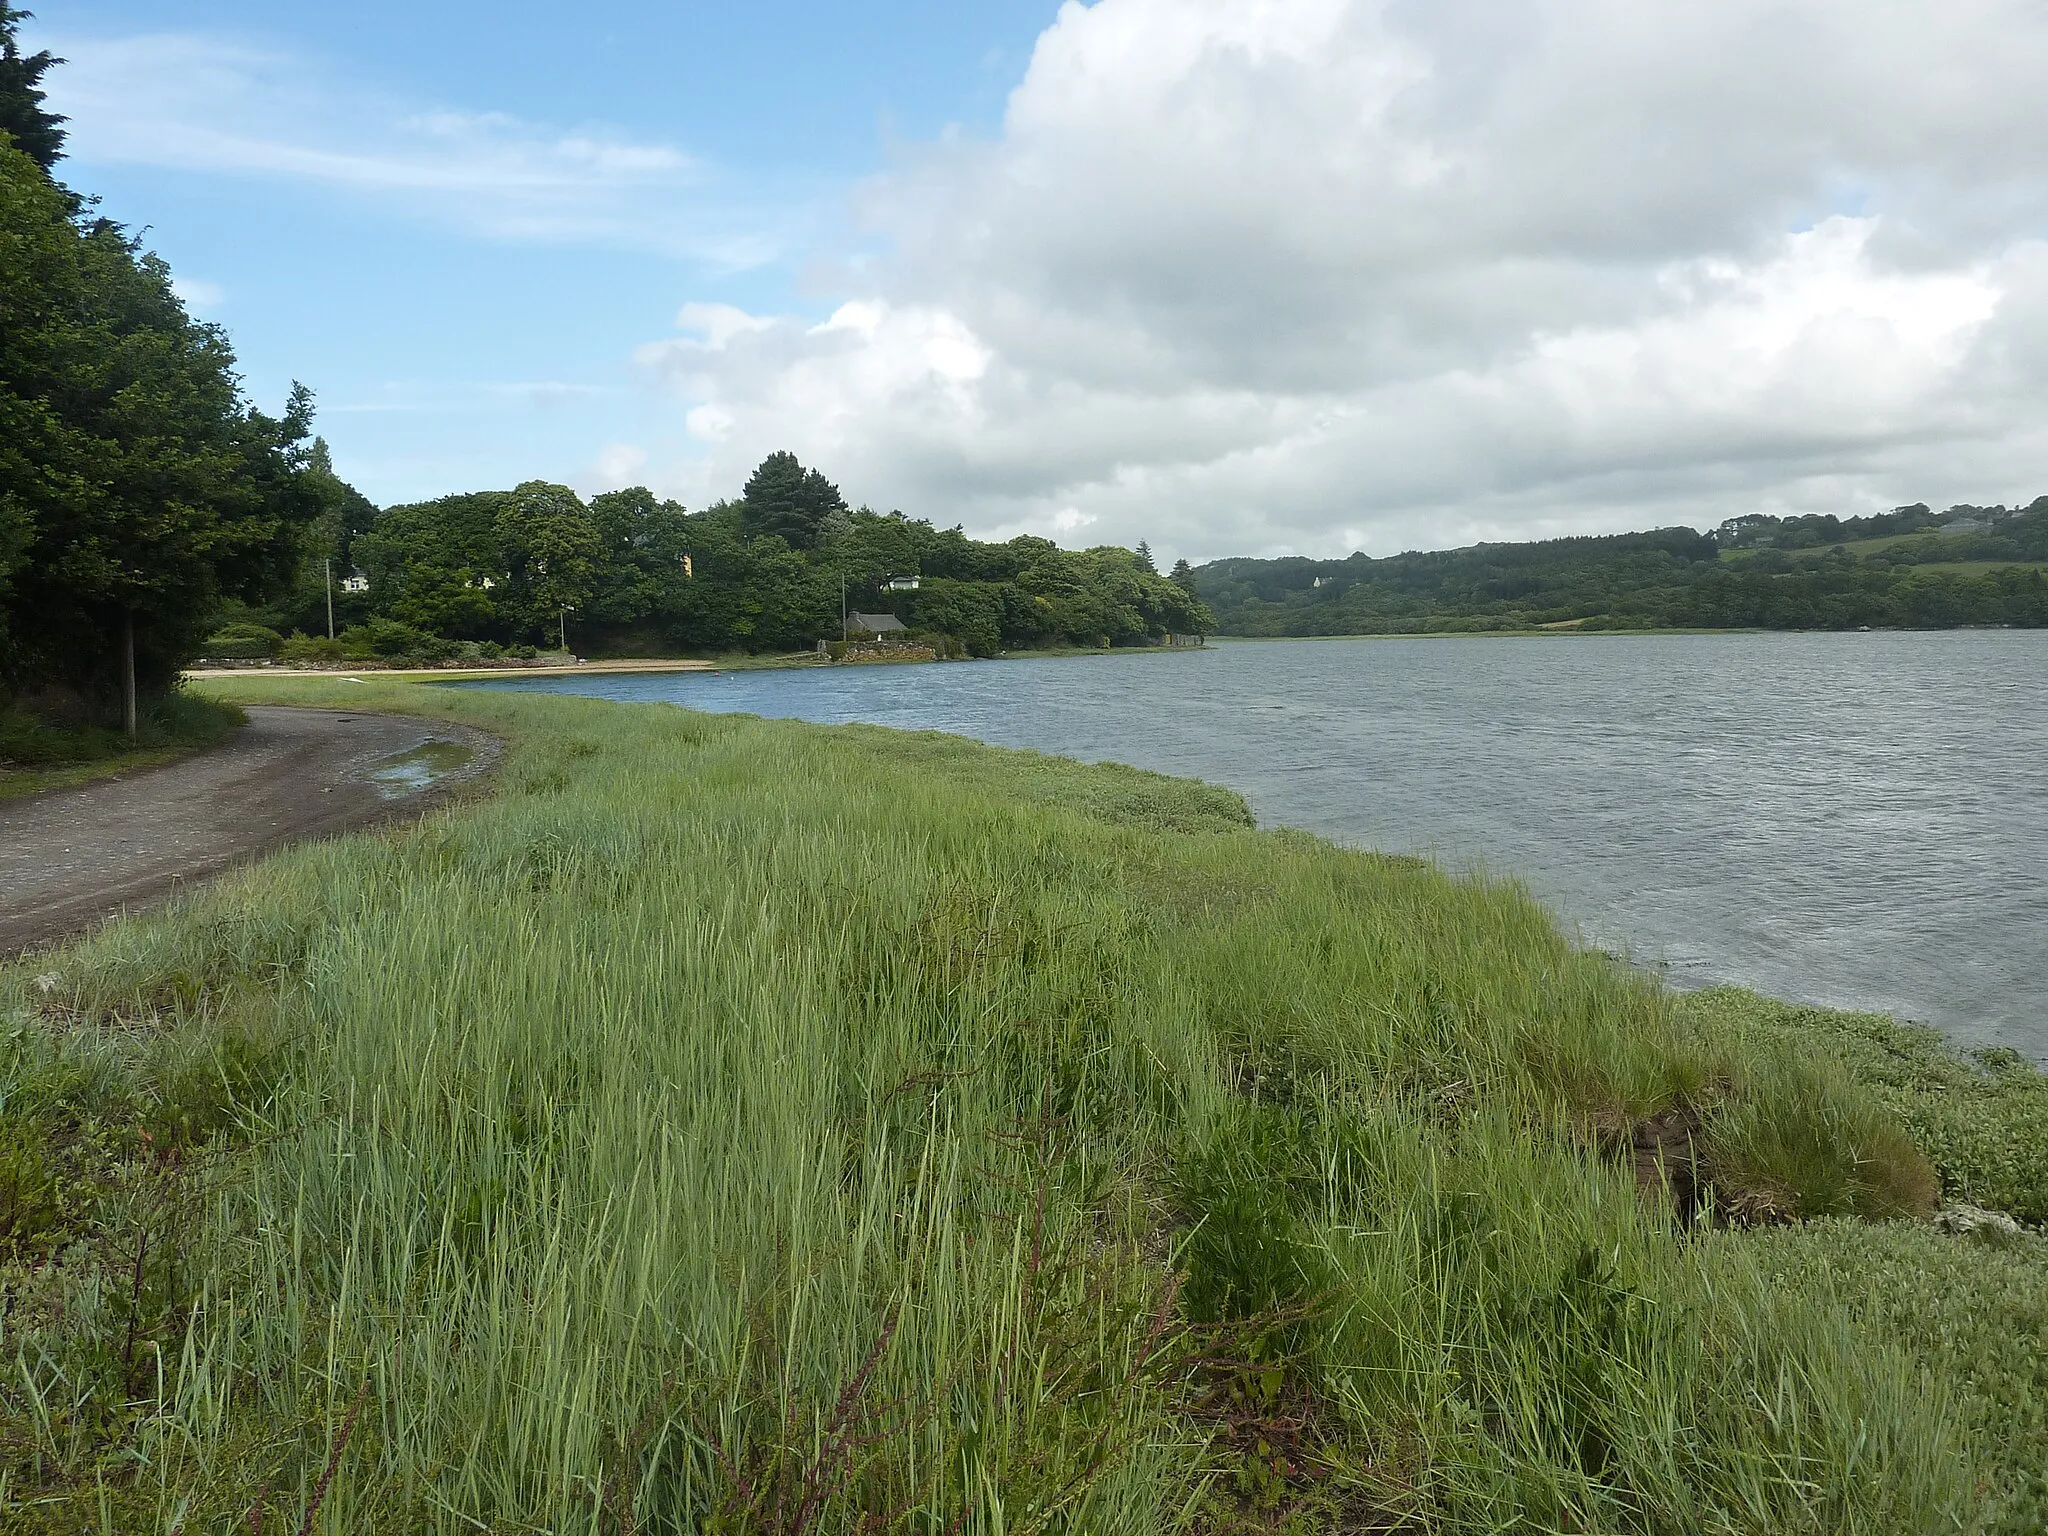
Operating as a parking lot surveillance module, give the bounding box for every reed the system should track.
[1,677,2037,1532]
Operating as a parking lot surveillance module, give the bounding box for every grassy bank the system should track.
[3,678,2042,1533]
[0,691,246,801]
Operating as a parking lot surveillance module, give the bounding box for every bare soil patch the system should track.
[0,706,498,954]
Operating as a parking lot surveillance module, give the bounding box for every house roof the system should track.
[849,611,907,632]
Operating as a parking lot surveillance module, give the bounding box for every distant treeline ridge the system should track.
[1193,499,2048,636]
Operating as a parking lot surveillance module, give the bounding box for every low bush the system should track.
[278,632,346,662]
[200,622,283,659]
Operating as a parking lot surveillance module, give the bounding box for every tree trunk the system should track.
[122,609,137,738]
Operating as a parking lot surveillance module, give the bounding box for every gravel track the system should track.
[0,706,498,955]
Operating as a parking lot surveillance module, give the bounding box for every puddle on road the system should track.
[368,739,476,798]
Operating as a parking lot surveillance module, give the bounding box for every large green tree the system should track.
[740,451,846,550]
[0,136,320,699]
[498,481,601,645]
[0,5,64,174]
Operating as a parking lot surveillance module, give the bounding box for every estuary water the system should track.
[475,632,2048,1060]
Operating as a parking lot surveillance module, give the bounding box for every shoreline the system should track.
[187,643,1213,686]
[183,657,723,683]
[12,672,2041,1528]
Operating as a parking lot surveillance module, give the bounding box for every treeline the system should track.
[1,8,325,708]
[223,451,1215,662]
[1195,500,2048,635]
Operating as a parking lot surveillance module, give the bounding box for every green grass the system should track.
[0,691,246,800]
[1,676,2041,1533]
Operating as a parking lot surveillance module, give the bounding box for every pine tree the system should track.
[0,6,66,173]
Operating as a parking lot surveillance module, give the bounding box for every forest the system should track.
[211,451,1214,664]
[1194,499,2048,635]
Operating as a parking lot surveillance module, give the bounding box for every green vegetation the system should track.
[1,8,320,754]
[1197,499,2048,635]
[229,454,1213,663]
[3,678,2042,1532]
[0,689,244,798]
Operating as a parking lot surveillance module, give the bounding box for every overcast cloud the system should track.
[641,0,2048,560]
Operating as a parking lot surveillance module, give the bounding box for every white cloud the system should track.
[643,0,2048,559]
[169,274,226,312]
[42,32,786,264]
[591,442,650,488]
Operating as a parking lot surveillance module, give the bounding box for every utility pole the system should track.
[325,556,335,639]
[122,609,137,738]
[841,573,848,641]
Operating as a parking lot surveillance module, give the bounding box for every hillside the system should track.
[1195,498,2048,635]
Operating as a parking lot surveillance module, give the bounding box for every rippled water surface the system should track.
[476,633,2047,1058]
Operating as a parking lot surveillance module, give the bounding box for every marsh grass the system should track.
[0,691,246,799]
[0,676,2038,1532]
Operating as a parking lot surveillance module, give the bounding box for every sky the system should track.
[26,0,2048,564]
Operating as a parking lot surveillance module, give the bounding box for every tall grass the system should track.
[1,678,2032,1532]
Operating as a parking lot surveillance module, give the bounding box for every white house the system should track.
[340,572,369,594]
[885,575,921,590]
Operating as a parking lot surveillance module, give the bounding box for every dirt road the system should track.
[0,706,498,955]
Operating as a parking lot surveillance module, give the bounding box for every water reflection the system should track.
[368,739,476,798]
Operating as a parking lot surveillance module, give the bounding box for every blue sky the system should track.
[25,3,2048,560]
[31,1,1061,507]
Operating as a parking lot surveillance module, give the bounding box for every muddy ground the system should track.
[0,706,499,955]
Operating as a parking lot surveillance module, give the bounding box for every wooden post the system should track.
[122,609,137,738]
[325,556,335,639]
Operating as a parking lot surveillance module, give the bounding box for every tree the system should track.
[1134,539,1156,574]
[0,5,65,174]
[740,451,846,550]
[1169,558,1196,593]
[356,491,513,638]
[586,486,692,628]
[1,138,321,701]
[498,481,600,645]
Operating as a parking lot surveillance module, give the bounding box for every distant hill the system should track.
[1192,498,2048,634]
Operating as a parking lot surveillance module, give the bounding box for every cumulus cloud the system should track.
[644,0,2048,558]
[42,32,786,264]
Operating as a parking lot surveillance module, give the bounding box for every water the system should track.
[470,633,2048,1059]
[367,739,477,798]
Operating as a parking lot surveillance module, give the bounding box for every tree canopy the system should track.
[0,11,326,701]
[1193,501,2048,636]
[0,5,64,174]
[248,452,1213,660]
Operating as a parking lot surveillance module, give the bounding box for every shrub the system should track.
[278,633,345,662]
[333,620,459,663]
[200,622,283,659]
